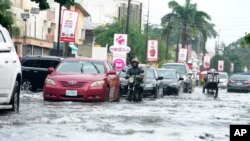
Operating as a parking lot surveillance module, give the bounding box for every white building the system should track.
[11,0,89,57]
[82,0,145,27]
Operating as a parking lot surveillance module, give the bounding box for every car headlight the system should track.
[90,80,105,88]
[128,77,134,83]
[45,78,56,86]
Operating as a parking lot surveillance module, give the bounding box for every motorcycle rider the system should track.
[202,69,217,93]
[126,57,144,101]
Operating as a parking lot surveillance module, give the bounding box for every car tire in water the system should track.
[105,87,110,102]
[22,80,36,92]
[10,81,20,113]
[214,88,218,99]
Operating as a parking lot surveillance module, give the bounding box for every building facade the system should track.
[115,0,143,27]
[11,0,90,57]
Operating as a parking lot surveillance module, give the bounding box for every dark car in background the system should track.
[142,67,160,98]
[157,69,183,96]
[227,74,250,92]
[162,63,192,93]
[21,56,63,92]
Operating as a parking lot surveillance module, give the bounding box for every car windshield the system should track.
[56,61,105,74]
[230,75,250,80]
[145,68,155,79]
[157,70,177,79]
[219,73,228,79]
[163,64,187,76]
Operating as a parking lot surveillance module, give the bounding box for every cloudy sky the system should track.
[83,0,250,52]
[146,0,250,52]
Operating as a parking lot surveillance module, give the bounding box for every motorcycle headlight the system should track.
[129,77,134,83]
[45,78,56,86]
[90,80,105,88]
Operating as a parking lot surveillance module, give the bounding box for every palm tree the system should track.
[161,0,217,61]
[0,0,13,30]
[161,13,175,60]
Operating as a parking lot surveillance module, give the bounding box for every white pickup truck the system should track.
[0,24,22,112]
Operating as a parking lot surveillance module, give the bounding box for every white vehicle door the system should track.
[0,30,13,90]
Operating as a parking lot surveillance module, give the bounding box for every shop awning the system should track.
[69,44,78,54]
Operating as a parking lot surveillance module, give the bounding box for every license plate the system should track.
[236,82,242,85]
[145,84,153,87]
[66,90,77,96]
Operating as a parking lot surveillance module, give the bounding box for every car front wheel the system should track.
[10,81,20,113]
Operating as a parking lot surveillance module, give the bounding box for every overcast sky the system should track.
[145,0,250,52]
[83,0,250,52]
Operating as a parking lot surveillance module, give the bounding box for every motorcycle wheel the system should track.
[214,88,218,99]
[126,90,133,101]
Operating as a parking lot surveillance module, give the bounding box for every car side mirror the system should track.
[48,67,55,73]
[0,43,12,51]
[107,70,116,75]
[157,76,163,80]
[179,77,184,81]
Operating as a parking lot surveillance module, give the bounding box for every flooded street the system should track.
[0,88,250,141]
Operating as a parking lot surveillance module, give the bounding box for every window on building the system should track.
[81,29,85,40]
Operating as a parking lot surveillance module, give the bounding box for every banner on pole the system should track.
[60,10,79,42]
[203,55,211,69]
[147,40,158,62]
[218,60,224,71]
[178,48,188,63]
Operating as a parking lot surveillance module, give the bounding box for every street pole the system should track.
[176,25,181,62]
[126,0,131,34]
[145,0,150,61]
[56,4,62,56]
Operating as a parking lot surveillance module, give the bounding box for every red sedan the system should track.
[43,58,120,102]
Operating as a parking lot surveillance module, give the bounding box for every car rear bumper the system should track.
[43,85,106,102]
[227,84,250,92]
[218,82,227,88]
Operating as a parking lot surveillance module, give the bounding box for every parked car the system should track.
[157,69,183,95]
[227,74,250,92]
[43,58,120,102]
[142,67,161,98]
[0,24,22,112]
[218,72,228,88]
[162,63,192,93]
[21,56,63,92]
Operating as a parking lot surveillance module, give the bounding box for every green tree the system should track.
[93,19,146,63]
[0,0,13,30]
[241,33,250,47]
[162,0,217,62]
[31,0,75,10]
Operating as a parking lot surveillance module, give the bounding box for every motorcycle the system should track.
[126,74,144,102]
[202,71,219,99]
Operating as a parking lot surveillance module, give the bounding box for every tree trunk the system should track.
[181,24,187,48]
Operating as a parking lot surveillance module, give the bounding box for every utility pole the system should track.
[145,0,150,61]
[176,25,181,62]
[126,0,131,34]
[56,4,62,56]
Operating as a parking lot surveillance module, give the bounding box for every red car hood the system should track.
[49,73,106,82]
